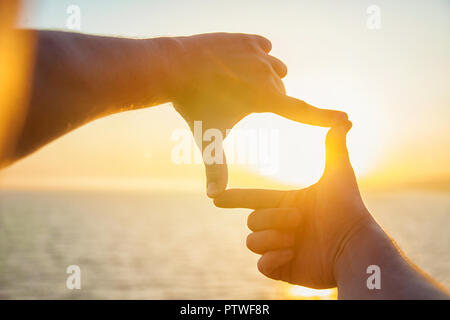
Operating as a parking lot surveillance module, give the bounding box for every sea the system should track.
[0,189,448,299]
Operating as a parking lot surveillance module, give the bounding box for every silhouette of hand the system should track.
[169,33,348,197]
[214,121,376,288]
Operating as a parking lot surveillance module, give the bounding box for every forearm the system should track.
[334,218,449,299]
[4,30,177,165]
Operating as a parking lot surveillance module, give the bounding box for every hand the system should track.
[214,121,376,289]
[167,33,348,197]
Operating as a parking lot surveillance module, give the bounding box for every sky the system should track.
[1,0,449,191]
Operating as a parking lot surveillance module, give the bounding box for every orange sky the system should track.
[1,0,449,191]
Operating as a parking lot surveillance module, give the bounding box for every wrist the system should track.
[122,37,177,109]
[140,36,185,104]
[94,36,179,116]
[333,216,449,299]
[333,217,396,297]
[154,36,192,103]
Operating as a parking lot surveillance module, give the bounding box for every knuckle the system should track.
[254,57,272,74]
[249,39,263,51]
[262,60,273,72]
[256,36,272,51]
[279,64,288,77]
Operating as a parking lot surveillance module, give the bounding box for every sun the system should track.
[226,104,386,188]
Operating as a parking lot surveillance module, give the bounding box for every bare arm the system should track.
[2,30,347,196]
[5,30,174,165]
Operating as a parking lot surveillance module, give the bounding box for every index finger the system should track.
[273,95,348,128]
[213,188,288,209]
[247,208,301,231]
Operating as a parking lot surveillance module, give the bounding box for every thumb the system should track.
[205,154,228,198]
[188,119,229,198]
[200,127,228,198]
[324,120,355,180]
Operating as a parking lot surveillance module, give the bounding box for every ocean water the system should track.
[0,189,448,299]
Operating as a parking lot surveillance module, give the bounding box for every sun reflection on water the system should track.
[284,285,337,300]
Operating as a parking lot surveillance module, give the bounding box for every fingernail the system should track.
[332,112,348,126]
[338,120,353,132]
[207,183,218,198]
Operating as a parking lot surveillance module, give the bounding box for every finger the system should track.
[324,121,355,178]
[270,74,286,95]
[248,208,301,231]
[257,249,294,280]
[205,162,228,198]
[214,188,289,209]
[272,95,348,127]
[261,60,285,94]
[266,55,288,78]
[247,230,295,254]
[196,124,228,198]
[203,141,227,198]
[251,35,272,53]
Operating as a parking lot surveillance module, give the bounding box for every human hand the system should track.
[167,33,348,197]
[213,121,377,289]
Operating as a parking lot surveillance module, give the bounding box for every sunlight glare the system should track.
[286,285,337,300]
